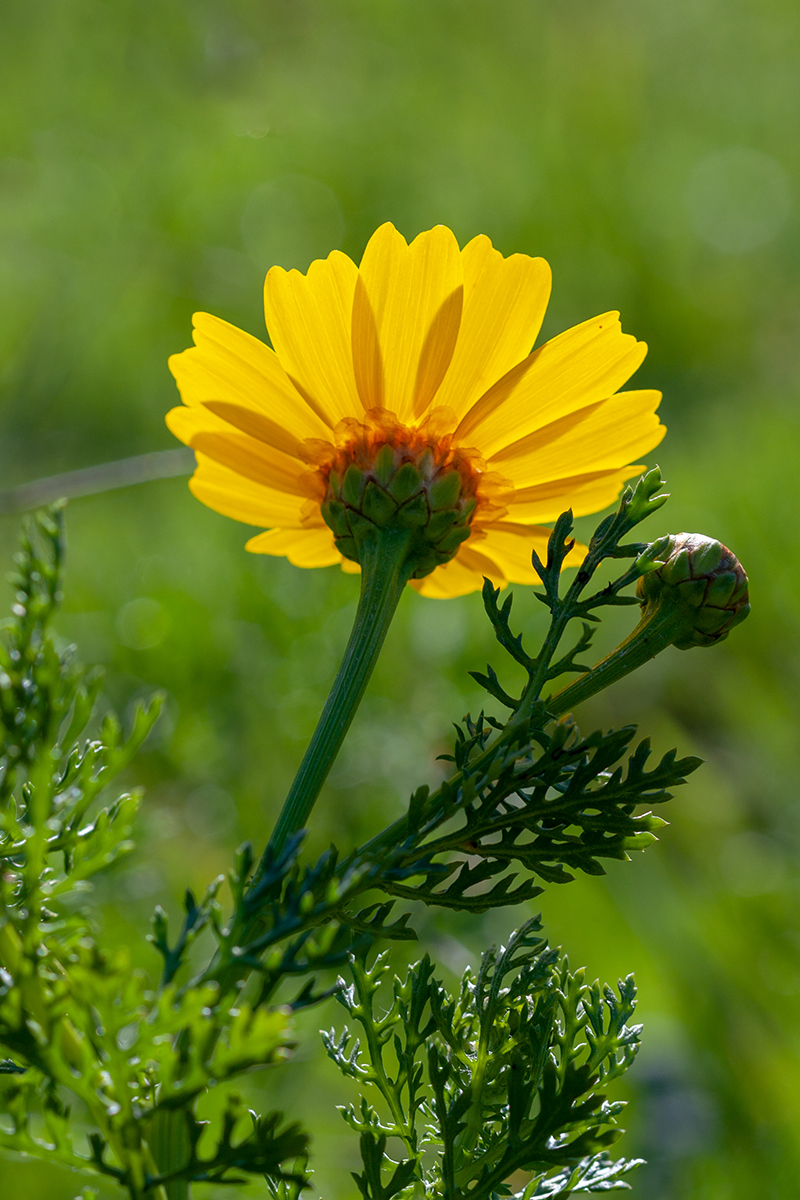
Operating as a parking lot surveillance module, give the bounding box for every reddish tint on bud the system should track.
[636,533,750,649]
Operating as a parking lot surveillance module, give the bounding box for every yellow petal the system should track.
[245,526,340,567]
[414,521,586,597]
[434,236,551,422]
[505,466,645,523]
[167,400,337,486]
[169,312,329,455]
[189,453,314,529]
[475,522,585,583]
[201,401,313,456]
[459,545,508,582]
[264,251,361,426]
[187,429,314,498]
[410,554,484,598]
[167,401,297,456]
[489,390,664,485]
[354,223,463,422]
[167,403,233,445]
[457,313,648,458]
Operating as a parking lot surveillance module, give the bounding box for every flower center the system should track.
[308,410,485,579]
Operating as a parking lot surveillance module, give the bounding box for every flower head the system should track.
[637,533,750,648]
[167,223,665,597]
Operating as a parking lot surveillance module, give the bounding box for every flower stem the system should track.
[265,527,415,858]
[358,597,687,862]
[546,601,687,716]
[146,1108,191,1200]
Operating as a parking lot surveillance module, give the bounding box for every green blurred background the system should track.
[1,0,798,1196]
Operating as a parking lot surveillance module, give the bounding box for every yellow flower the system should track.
[167,223,665,598]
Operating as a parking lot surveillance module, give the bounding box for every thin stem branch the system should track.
[359,562,677,864]
[545,601,686,714]
[0,449,195,514]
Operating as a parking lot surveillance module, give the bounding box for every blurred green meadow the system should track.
[1,0,799,1196]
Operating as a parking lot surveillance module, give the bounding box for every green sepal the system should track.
[396,494,428,527]
[335,536,359,561]
[426,510,459,539]
[362,481,398,526]
[372,443,395,486]
[388,462,422,503]
[428,470,461,510]
[434,523,471,555]
[321,499,350,538]
[343,465,366,507]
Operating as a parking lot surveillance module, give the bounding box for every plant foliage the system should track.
[0,510,305,1196]
[186,470,698,999]
[0,473,709,1196]
[324,918,643,1200]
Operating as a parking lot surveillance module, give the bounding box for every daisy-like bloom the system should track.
[168,223,666,848]
[167,223,665,598]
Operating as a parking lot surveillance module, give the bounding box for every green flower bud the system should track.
[636,533,750,649]
[320,436,478,579]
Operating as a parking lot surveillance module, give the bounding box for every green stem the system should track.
[546,600,686,716]
[359,598,686,862]
[265,527,415,859]
[146,1108,191,1200]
